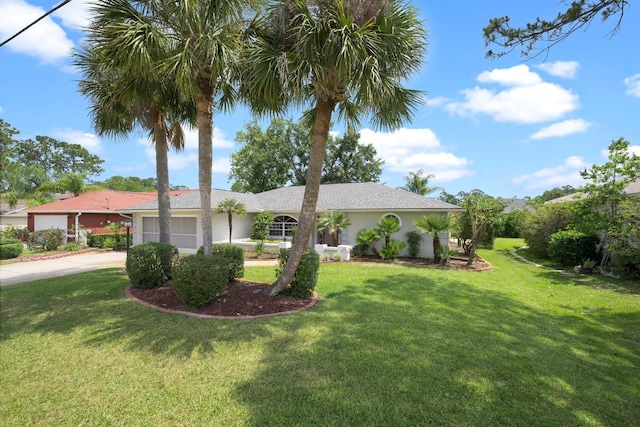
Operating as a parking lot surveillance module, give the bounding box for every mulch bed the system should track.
[126,279,317,319]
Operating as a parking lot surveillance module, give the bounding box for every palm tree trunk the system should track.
[228,211,232,243]
[432,233,441,263]
[197,82,214,255]
[153,109,172,244]
[266,98,335,296]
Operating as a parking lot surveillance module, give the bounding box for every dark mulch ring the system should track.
[126,279,317,319]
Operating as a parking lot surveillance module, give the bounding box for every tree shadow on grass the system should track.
[2,264,639,425]
[232,267,640,426]
[0,269,283,358]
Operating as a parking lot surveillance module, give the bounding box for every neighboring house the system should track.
[25,189,194,242]
[545,178,640,204]
[119,182,462,258]
[500,198,534,214]
[0,201,28,229]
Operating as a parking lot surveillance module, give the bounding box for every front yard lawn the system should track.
[1,239,638,425]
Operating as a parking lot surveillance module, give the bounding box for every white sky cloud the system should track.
[52,0,91,30]
[600,144,640,158]
[425,96,450,107]
[512,156,589,189]
[445,65,579,124]
[477,64,542,86]
[0,0,74,63]
[624,74,640,97]
[50,128,103,153]
[360,127,473,182]
[536,61,580,78]
[530,119,593,140]
[140,127,234,172]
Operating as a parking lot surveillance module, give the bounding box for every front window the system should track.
[269,215,298,240]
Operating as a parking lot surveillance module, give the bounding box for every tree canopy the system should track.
[229,118,383,193]
[483,0,629,58]
[0,119,105,207]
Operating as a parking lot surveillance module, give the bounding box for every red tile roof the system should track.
[25,190,194,213]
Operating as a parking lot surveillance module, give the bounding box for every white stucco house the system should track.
[118,182,462,258]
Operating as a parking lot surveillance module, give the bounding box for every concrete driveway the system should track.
[0,251,127,287]
[0,251,278,287]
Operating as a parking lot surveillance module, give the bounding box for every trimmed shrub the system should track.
[0,238,23,259]
[521,204,575,258]
[251,211,274,241]
[197,243,245,280]
[405,231,423,258]
[126,242,178,289]
[172,255,229,308]
[27,229,65,251]
[277,248,320,298]
[60,242,83,251]
[548,230,599,266]
[380,240,407,260]
[87,232,130,249]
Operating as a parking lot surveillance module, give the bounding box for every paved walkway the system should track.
[0,251,278,287]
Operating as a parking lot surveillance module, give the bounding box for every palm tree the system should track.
[316,210,351,246]
[155,0,251,255]
[86,0,251,254]
[414,214,451,263]
[377,215,401,247]
[74,0,194,244]
[401,169,442,196]
[241,0,427,295]
[215,198,247,243]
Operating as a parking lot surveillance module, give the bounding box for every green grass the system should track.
[1,239,639,426]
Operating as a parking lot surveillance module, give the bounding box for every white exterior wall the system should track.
[130,209,452,259]
[344,211,450,259]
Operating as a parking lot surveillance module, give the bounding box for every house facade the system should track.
[119,182,462,258]
[25,189,194,242]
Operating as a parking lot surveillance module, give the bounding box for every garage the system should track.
[34,215,68,243]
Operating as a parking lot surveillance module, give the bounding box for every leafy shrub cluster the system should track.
[196,243,245,280]
[87,232,130,250]
[60,242,83,251]
[277,248,320,298]
[380,240,407,260]
[0,237,23,259]
[251,211,274,241]
[27,229,65,251]
[172,255,229,308]
[1,225,29,240]
[404,231,423,258]
[547,230,599,266]
[521,204,575,258]
[126,242,178,289]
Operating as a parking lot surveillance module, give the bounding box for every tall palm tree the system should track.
[154,0,251,255]
[215,198,247,243]
[86,0,251,255]
[414,214,451,263]
[316,210,351,246]
[74,0,195,244]
[401,169,442,196]
[241,0,427,295]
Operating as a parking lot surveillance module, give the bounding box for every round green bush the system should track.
[548,230,599,266]
[277,248,320,298]
[0,242,23,259]
[197,243,245,280]
[172,255,229,308]
[126,242,178,289]
[1,238,23,246]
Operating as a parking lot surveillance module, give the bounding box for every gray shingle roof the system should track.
[120,182,462,212]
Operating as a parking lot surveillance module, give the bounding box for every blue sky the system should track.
[1,0,639,198]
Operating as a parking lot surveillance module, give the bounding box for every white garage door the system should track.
[34,215,68,232]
